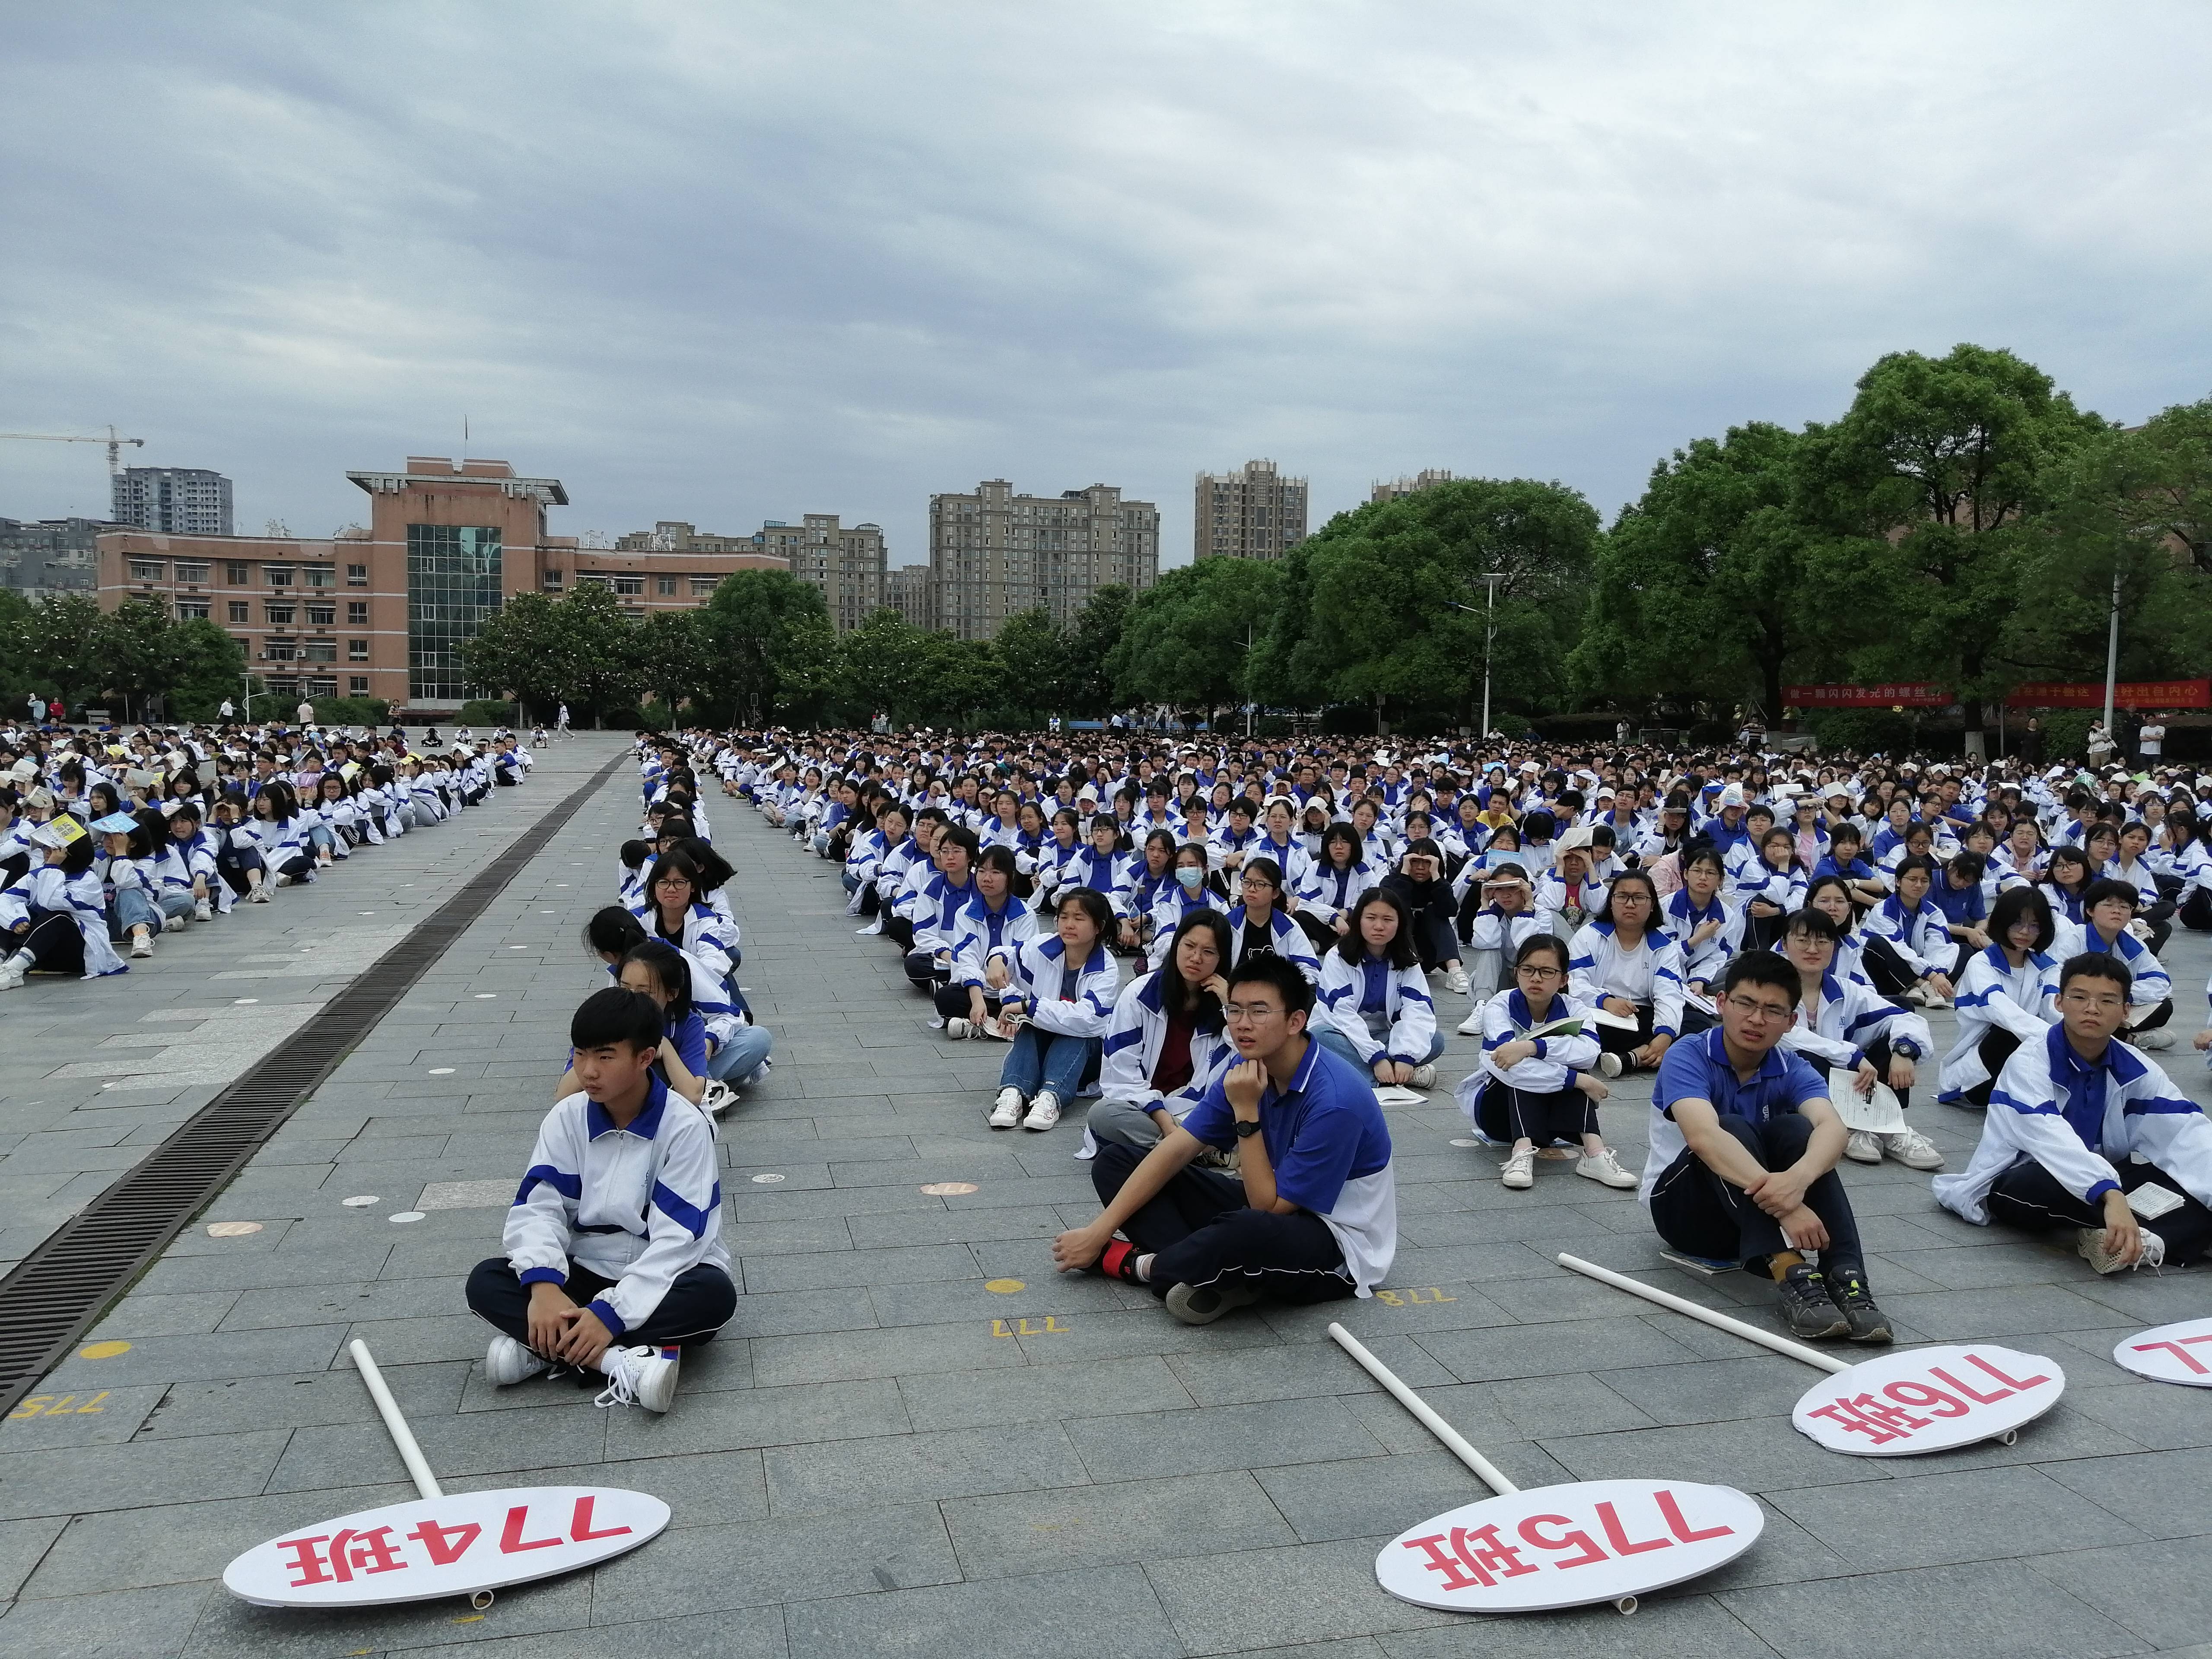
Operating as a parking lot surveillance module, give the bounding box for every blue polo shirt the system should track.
[1182,1037,1391,1219]
[1638,1026,1829,1203]
[1929,874,1988,927]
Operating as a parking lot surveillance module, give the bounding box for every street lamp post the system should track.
[2101,563,2122,745]
[1449,571,1507,737]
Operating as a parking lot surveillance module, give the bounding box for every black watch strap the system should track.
[1233,1119,1263,1138]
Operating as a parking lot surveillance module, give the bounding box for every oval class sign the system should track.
[1376,1478,1764,1613]
[224,1485,667,1608]
[2113,1317,2212,1387]
[1792,1344,2064,1456]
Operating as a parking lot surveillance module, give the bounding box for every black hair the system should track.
[1521,809,1557,841]
[570,986,664,1053]
[585,905,648,959]
[1240,855,1284,894]
[1720,949,1801,1008]
[648,848,704,907]
[1054,884,1116,942]
[1320,823,1361,867]
[1595,869,1659,926]
[1782,906,1842,946]
[1946,851,1986,883]
[1681,846,1727,883]
[619,838,650,871]
[1513,933,1570,976]
[2058,952,2133,996]
[1338,888,1419,970]
[167,796,201,826]
[2080,877,2140,914]
[1986,886,2056,955]
[619,940,694,1019]
[1830,820,1863,847]
[975,844,1020,881]
[1225,950,1316,1021]
[1893,852,1938,884]
[1160,909,1231,1031]
[937,825,981,861]
[2046,846,2093,891]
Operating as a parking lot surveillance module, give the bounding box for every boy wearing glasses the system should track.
[1642,951,1890,1342]
[1935,954,2212,1273]
[1050,954,1395,1325]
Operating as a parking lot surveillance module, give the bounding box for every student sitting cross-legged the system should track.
[1051,953,1395,1325]
[1640,950,1891,1344]
[1311,889,1445,1090]
[1935,952,2212,1273]
[987,886,1122,1132]
[1459,933,1638,1192]
[1087,909,1237,1153]
[468,987,736,1414]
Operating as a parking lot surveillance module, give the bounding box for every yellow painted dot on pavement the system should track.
[984,1278,1026,1294]
[78,1341,131,1360]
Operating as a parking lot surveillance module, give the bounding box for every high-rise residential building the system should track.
[616,515,886,631]
[1194,459,1307,561]
[111,467,234,537]
[886,565,931,630]
[1371,468,1454,503]
[929,480,1158,641]
[0,518,114,595]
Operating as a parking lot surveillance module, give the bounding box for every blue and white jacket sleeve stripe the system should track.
[505,1109,581,1288]
[602,1109,724,1336]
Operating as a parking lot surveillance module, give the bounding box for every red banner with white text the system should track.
[1783,684,1951,709]
[2004,680,2210,711]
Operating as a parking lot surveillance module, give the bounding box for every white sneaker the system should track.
[130,935,154,958]
[247,887,271,904]
[988,1087,1025,1129]
[946,1017,973,1040]
[594,1344,680,1412]
[1575,1148,1638,1189]
[855,920,882,936]
[699,1080,737,1116]
[485,1334,549,1387]
[2132,1029,2176,1052]
[1501,1148,1536,1189]
[1410,1064,1437,1090]
[1445,966,1470,995]
[1022,1091,1062,1131]
[0,957,26,991]
[1457,1007,1484,1036]
[1844,1129,1883,1164]
[1595,1052,1623,1079]
[1900,986,1927,1007]
[1882,1126,1945,1171]
[194,898,213,922]
[2078,1226,2167,1275]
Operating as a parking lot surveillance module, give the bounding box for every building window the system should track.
[543,568,564,590]
[348,639,369,662]
[264,565,295,587]
[176,599,210,620]
[346,563,368,586]
[348,676,369,693]
[129,559,164,581]
[689,576,719,596]
[406,523,501,702]
[304,565,334,588]
[613,575,644,596]
[306,603,335,627]
[265,602,295,625]
[346,601,368,624]
[656,575,677,596]
[265,641,296,661]
[175,562,209,584]
[228,601,250,623]
[304,642,337,663]
[225,561,251,584]
[305,676,338,698]
[266,677,299,697]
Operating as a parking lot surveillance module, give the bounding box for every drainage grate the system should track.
[0,752,628,1415]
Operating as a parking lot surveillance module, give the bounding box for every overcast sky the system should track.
[4,3,2209,568]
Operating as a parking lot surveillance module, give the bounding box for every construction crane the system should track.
[0,426,146,474]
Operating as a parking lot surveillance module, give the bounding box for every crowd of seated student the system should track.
[464,729,2212,1416]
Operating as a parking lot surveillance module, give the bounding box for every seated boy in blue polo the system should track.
[1641,950,1890,1344]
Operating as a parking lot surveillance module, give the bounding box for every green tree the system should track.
[1252,478,1597,730]
[1572,423,1832,721]
[832,608,933,725]
[1065,584,1132,717]
[1111,559,1279,726]
[101,598,178,722]
[1796,343,2105,753]
[701,570,833,720]
[915,633,1003,729]
[993,607,1067,723]
[769,613,842,726]
[161,619,250,721]
[25,594,109,713]
[635,608,712,715]
[546,585,643,725]
[459,591,568,718]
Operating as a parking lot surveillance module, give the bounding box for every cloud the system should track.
[3,1,2208,563]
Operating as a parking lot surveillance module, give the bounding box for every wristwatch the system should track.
[1233,1119,1263,1139]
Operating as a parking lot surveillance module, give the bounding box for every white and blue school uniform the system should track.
[1778,972,1935,1074]
[1730,855,1807,914]
[1567,921,1687,1038]
[904,869,980,958]
[1862,891,1951,981]
[1935,1023,2212,1225]
[1001,934,1121,1042]
[1938,944,2062,1102]
[1316,951,1440,1067]
[1455,987,1605,1138]
[1535,868,1610,939]
[1224,903,1322,984]
[1662,888,1743,988]
[1297,859,1380,931]
[0,864,129,978]
[2075,924,2172,1012]
[1098,969,1237,1123]
[1246,830,1313,890]
[1057,844,1137,913]
[950,893,1036,992]
[632,899,738,984]
[1144,880,1227,967]
[505,1077,730,1340]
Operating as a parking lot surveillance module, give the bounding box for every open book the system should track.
[1522,1014,1587,1040]
[1590,1006,1643,1033]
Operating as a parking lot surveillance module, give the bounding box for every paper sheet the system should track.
[1372,1085,1430,1106]
[1827,1066,1906,1134]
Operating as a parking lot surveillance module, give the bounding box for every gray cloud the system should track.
[3,1,2208,565]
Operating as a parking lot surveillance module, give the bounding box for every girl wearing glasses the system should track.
[1312,890,1443,1090]
[1460,934,1635,1191]
[1566,870,1685,1077]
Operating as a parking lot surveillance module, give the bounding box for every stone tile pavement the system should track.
[5,782,2210,1657]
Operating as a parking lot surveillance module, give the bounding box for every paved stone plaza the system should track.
[3,744,2209,1658]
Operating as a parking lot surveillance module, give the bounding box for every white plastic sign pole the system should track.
[1556,1252,2066,1457]
[1327,1322,1763,1615]
[2112,1317,2212,1386]
[222,1339,670,1609]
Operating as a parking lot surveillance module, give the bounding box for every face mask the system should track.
[1176,867,1204,890]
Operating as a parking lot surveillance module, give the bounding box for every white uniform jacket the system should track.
[1934,1023,2212,1225]
[1224,903,1322,984]
[1661,890,1742,987]
[1778,971,1935,1071]
[505,1078,730,1338]
[1938,944,2061,1101]
[1297,860,1382,930]
[1002,934,1122,1041]
[1568,921,1687,1038]
[1098,969,1236,1119]
[0,865,129,978]
[949,893,1037,989]
[1315,953,1437,1066]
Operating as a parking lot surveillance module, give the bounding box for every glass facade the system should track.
[407,524,502,700]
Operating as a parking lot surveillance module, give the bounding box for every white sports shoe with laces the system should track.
[988,1087,1025,1128]
[485,1334,549,1387]
[1881,1126,1945,1170]
[595,1344,680,1412]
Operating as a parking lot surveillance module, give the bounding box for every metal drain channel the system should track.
[0,752,627,1415]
